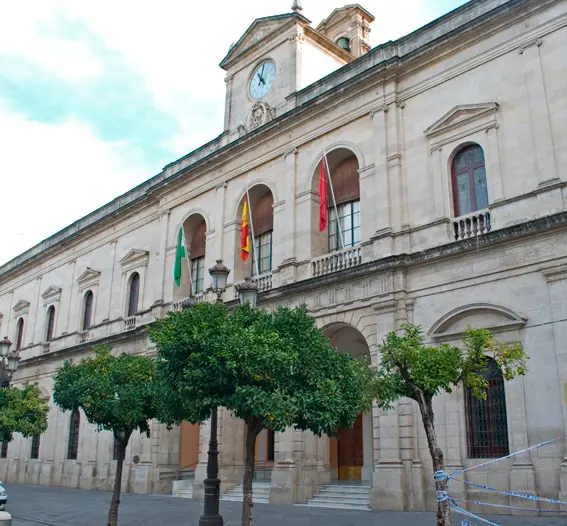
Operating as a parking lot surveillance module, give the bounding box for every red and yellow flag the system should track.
[240,196,250,261]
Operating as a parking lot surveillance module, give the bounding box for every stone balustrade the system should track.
[124,316,137,331]
[311,246,362,278]
[453,209,491,241]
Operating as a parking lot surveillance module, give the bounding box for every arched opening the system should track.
[31,434,40,459]
[323,323,372,483]
[45,305,56,342]
[15,317,24,350]
[235,185,274,282]
[336,36,351,52]
[311,148,360,258]
[465,357,509,458]
[451,143,488,216]
[174,213,208,300]
[82,291,94,330]
[127,272,140,316]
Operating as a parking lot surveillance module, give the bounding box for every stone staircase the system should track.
[172,468,195,499]
[220,481,271,504]
[303,484,371,510]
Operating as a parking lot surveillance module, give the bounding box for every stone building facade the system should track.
[1,0,567,513]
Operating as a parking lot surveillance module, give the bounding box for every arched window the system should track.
[336,37,351,52]
[328,156,360,252]
[31,434,40,459]
[0,442,7,459]
[67,408,80,460]
[82,291,94,330]
[127,273,140,316]
[465,358,509,458]
[452,144,488,216]
[15,317,24,350]
[252,192,274,275]
[190,222,206,294]
[45,305,56,342]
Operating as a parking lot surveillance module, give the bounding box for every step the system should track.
[305,501,371,511]
[302,484,371,511]
[309,495,368,506]
[220,482,272,503]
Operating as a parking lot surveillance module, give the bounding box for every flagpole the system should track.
[181,224,194,295]
[245,186,261,277]
[323,150,345,250]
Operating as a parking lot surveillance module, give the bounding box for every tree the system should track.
[53,345,157,526]
[0,384,48,443]
[375,324,528,526]
[149,302,376,526]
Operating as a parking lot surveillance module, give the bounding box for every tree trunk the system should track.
[242,421,261,526]
[107,430,132,526]
[416,394,451,526]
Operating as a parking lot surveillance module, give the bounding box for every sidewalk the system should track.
[6,483,567,525]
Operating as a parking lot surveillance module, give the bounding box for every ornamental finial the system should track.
[291,0,303,13]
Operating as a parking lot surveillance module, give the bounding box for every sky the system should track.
[0,0,468,266]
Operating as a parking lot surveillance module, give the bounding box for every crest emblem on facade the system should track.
[247,102,275,131]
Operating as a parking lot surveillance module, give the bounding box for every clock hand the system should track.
[257,73,265,86]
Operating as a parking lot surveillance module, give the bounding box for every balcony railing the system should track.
[453,210,491,241]
[311,245,362,278]
[124,316,137,331]
[79,330,89,343]
[169,291,211,312]
[233,273,273,299]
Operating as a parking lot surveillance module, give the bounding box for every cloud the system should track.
[0,101,152,266]
[0,0,468,265]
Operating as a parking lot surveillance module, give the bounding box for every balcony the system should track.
[169,291,212,313]
[453,210,491,241]
[124,316,137,331]
[311,245,362,278]
[78,330,89,343]
[233,273,273,299]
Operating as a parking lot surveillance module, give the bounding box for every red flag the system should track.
[319,156,327,232]
[240,196,250,261]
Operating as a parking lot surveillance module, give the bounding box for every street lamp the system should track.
[208,259,230,303]
[236,277,259,308]
[198,260,231,526]
[0,337,19,388]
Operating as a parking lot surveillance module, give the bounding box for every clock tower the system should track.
[220,3,374,143]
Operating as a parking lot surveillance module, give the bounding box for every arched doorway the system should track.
[323,323,373,483]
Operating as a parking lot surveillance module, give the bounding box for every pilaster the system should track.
[520,39,560,200]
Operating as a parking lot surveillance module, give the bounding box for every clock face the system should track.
[249,61,276,100]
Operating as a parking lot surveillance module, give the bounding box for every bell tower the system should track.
[220,3,374,143]
[316,5,375,58]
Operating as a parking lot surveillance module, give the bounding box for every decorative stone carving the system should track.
[247,102,275,131]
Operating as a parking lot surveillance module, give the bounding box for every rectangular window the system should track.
[0,442,7,459]
[31,434,40,459]
[113,437,119,461]
[329,200,361,252]
[191,256,205,294]
[253,231,273,275]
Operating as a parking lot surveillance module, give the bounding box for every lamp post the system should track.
[198,260,230,526]
[198,264,259,526]
[0,337,19,388]
[235,277,259,309]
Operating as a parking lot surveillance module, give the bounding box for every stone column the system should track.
[271,427,299,504]
[369,105,393,258]
[371,297,405,510]
[543,267,567,502]
[154,209,170,308]
[520,39,558,189]
[274,148,298,286]
[214,183,227,263]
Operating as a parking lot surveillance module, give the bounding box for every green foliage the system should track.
[150,302,375,435]
[53,345,157,437]
[0,384,48,443]
[376,324,528,408]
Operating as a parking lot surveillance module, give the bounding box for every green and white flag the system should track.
[174,227,186,287]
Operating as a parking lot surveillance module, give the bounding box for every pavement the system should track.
[5,483,567,526]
